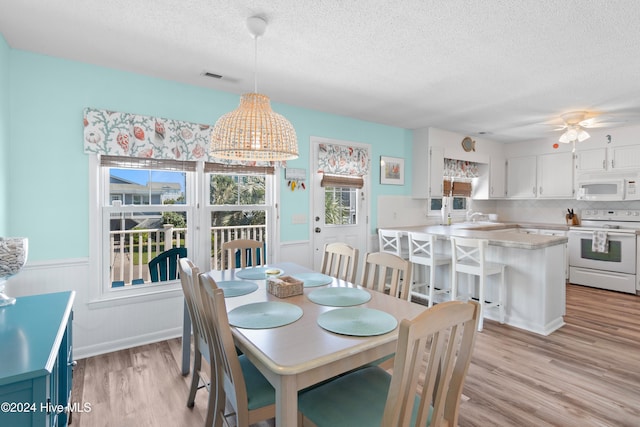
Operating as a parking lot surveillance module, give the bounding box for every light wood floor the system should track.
[71,284,640,427]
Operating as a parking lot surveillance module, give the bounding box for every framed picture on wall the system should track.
[380,156,404,185]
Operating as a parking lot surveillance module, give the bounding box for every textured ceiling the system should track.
[2,0,640,142]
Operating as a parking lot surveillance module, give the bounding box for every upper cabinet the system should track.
[576,144,640,173]
[506,155,537,198]
[428,147,445,197]
[506,152,574,199]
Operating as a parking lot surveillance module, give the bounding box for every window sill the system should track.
[88,283,182,310]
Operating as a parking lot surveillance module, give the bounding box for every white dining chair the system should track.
[360,251,412,301]
[298,300,481,427]
[178,258,216,427]
[450,236,506,331]
[197,273,276,427]
[407,231,451,307]
[320,242,359,283]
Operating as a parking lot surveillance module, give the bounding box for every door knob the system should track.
[315,227,321,233]
[315,216,320,222]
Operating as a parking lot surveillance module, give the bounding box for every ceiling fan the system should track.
[555,111,594,144]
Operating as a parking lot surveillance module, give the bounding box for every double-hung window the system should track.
[98,156,195,297]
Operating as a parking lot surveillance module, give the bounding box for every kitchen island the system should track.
[392,223,568,335]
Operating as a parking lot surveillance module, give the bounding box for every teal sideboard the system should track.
[0,291,75,427]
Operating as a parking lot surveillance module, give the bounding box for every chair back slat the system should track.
[321,242,359,283]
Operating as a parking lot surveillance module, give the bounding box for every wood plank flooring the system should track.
[71,284,640,427]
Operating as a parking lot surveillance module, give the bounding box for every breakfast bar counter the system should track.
[390,224,567,335]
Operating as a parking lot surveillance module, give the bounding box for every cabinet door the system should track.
[506,156,537,198]
[489,157,506,198]
[576,148,607,172]
[611,144,640,170]
[538,152,574,198]
[429,146,444,197]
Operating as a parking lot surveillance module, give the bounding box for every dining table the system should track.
[181,261,426,427]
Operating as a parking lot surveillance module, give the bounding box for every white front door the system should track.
[311,138,370,280]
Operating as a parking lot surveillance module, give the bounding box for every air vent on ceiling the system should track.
[202,71,223,79]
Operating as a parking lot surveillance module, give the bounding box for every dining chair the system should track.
[148,247,187,282]
[320,242,359,283]
[407,232,451,307]
[178,258,216,427]
[197,273,276,427]
[378,228,409,259]
[298,300,480,427]
[221,239,266,269]
[450,236,506,331]
[360,251,412,301]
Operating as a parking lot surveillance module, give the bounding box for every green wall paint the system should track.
[6,48,412,261]
[0,34,9,235]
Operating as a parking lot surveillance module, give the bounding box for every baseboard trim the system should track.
[74,326,183,360]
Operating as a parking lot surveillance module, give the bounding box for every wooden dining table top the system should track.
[203,261,427,426]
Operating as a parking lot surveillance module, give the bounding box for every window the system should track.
[102,159,193,293]
[324,186,358,225]
[206,168,274,270]
[93,156,276,301]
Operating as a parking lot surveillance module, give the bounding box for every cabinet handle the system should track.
[533,186,537,196]
[603,160,606,169]
[68,360,78,367]
[539,186,543,195]
[611,160,615,169]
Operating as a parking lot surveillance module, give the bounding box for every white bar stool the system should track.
[450,236,506,331]
[407,232,451,307]
[378,229,407,258]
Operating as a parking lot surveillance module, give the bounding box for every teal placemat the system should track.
[308,287,371,307]
[218,280,259,298]
[236,267,284,280]
[317,308,398,336]
[292,272,334,287]
[228,301,303,329]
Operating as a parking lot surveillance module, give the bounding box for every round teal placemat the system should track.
[308,287,371,307]
[236,267,284,280]
[292,272,334,287]
[228,301,303,329]
[317,308,398,336]
[218,280,259,298]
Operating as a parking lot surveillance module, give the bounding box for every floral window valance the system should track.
[83,108,283,166]
[443,158,479,179]
[317,143,370,176]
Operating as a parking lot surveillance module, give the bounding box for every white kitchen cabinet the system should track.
[576,148,607,173]
[537,152,574,198]
[412,143,444,198]
[489,157,506,198]
[507,152,574,199]
[506,155,537,198]
[576,144,640,172]
[611,144,640,171]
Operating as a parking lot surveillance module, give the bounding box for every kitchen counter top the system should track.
[391,224,568,250]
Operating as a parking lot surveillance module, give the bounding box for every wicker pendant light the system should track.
[210,16,298,161]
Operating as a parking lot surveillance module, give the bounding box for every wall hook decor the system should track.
[285,168,306,191]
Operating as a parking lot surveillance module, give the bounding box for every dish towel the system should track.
[592,231,609,253]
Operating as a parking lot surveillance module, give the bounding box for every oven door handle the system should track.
[569,231,637,238]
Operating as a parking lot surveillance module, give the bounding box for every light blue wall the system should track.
[0,34,9,235]
[7,48,412,261]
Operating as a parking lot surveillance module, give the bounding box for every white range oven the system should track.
[569,209,640,295]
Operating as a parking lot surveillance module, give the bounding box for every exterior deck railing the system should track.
[110,224,266,285]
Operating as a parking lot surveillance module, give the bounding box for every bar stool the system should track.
[450,236,506,331]
[407,232,451,307]
[378,229,407,258]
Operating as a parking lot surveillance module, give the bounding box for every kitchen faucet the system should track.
[467,211,484,223]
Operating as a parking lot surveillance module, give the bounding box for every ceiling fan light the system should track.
[577,129,590,142]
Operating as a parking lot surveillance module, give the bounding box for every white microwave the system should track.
[576,178,640,201]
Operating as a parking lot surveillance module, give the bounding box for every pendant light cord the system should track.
[253,35,259,93]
